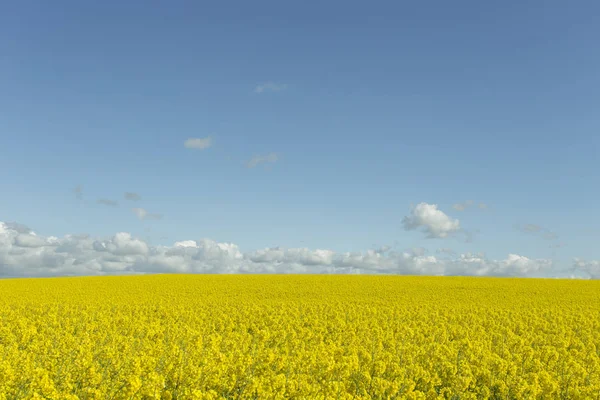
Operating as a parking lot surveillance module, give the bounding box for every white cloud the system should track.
[94,232,149,256]
[572,258,600,279]
[247,247,335,267]
[174,240,197,248]
[246,153,279,168]
[124,192,141,201]
[254,82,288,94]
[335,250,444,275]
[0,221,557,278]
[3,222,33,234]
[446,253,552,277]
[13,233,49,248]
[402,203,460,239]
[132,208,163,220]
[184,137,213,150]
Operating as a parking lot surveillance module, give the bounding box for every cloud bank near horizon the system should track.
[0,221,588,279]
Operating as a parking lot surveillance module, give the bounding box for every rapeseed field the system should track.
[0,275,599,399]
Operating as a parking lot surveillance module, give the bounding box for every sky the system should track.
[1,0,599,278]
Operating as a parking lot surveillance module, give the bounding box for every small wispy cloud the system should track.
[515,223,558,241]
[549,242,566,249]
[437,248,456,256]
[453,200,473,211]
[254,82,288,94]
[372,245,391,254]
[132,208,163,220]
[521,224,542,233]
[462,229,481,243]
[97,199,118,207]
[124,192,141,201]
[543,231,559,240]
[409,247,427,256]
[73,185,83,200]
[246,153,279,168]
[453,200,488,212]
[184,137,213,150]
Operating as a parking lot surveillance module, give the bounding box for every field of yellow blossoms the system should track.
[0,275,599,399]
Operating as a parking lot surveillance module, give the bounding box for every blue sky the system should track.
[1,1,599,277]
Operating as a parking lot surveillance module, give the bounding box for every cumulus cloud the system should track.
[132,208,163,220]
[254,82,288,94]
[3,222,33,234]
[335,249,446,275]
[572,259,600,279]
[124,192,141,201]
[246,247,336,270]
[97,199,118,207]
[446,253,552,277]
[246,153,279,168]
[94,232,149,256]
[184,137,213,150]
[402,203,460,239]
[13,233,48,248]
[0,221,557,278]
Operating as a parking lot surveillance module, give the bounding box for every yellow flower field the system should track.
[0,275,599,399]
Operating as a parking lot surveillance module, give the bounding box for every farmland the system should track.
[0,275,599,399]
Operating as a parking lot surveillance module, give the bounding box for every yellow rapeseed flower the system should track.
[0,275,599,398]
